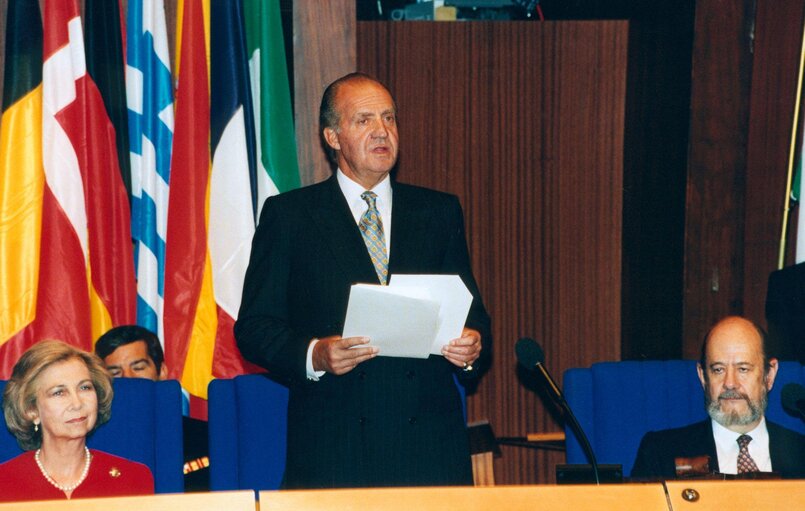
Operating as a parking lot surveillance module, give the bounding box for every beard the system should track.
[705,388,767,428]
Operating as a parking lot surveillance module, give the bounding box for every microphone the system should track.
[781,382,805,419]
[515,337,601,484]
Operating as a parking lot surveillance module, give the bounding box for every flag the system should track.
[163,0,214,401]
[0,0,44,354]
[42,0,137,339]
[85,0,131,198]
[796,153,805,263]
[127,0,174,341]
[164,0,298,403]
[207,0,264,381]
[244,0,300,211]
[0,0,136,370]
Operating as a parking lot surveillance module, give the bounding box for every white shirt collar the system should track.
[336,169,392,223]
[711,416,771,474]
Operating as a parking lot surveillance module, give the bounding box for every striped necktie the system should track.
[359,191,388,285]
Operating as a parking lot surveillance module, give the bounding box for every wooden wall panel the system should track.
[292,0,355,185]
[743,0,805,332]
[682,0,756,358]
[358,21,628,484]
[620,5,694,361]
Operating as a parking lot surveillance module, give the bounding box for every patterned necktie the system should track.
[736,434,759,474]
[359,191,388,285]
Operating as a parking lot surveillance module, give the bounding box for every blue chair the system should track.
[207,373,469,490]
[0,378,184,493]
[562,360,805,477]
[207,374,289,491]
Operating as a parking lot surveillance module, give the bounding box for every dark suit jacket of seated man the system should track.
[235,73,492,489]
[632,316,805,480]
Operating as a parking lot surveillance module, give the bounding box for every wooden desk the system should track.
[260,484,668,511]
[665,480,805,510]
[0,490,255,511]
[6,479,801,510]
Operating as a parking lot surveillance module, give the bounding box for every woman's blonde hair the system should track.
[3,340,113,450]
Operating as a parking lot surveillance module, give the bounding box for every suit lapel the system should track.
[308,176,381,284]
[388,184,428,275]
[681,421,720,473]
[700,421,720,473]
[768,422,794,474]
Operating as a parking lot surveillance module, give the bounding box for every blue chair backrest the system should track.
[562,360,805,477]
[208,374,289,491]
[207,373,466,491]
[0,378,184,493]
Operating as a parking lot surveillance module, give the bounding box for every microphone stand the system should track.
[535,363,601,485]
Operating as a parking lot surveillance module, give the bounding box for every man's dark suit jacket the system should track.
[631,420,805,479]
[235,176,492,489]
[766,262,805,363]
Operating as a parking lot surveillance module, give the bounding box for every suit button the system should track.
[406,370,415,379]
[408,417,417,424]
[359,417,367,425]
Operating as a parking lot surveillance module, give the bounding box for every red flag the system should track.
[164,0,264,406]
[163,0,212,394]
[0,0,136,371]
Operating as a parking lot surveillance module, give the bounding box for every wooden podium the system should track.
[0,490,255,511]
[259,485,668,511]
[1,481,803,510]
[664,480,805,510]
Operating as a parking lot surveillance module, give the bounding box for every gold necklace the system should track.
[35,446,92,492]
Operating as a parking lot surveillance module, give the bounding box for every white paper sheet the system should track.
[342,284,439,358]
[341,275,472,358]
[389,274,472,354]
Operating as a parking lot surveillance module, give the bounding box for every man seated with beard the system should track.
[631,316,805,479]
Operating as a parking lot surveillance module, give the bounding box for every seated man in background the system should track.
[631,316,805,479]
[95,325,168,380]
[95,326,209,491]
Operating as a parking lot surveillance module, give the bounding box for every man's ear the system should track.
[158,363,169,382]
[765,358,779,391]
[697,362,706,390]
[323,127,340,151]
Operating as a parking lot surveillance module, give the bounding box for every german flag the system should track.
[0,0,44,363]
[0,0,136,371]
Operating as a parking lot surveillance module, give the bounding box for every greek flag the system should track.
[127,0,174,340]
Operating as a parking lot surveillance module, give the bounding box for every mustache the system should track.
[718,390,749,400]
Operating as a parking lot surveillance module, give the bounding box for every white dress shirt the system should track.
[712,417,772,474]
[336,169,393,251]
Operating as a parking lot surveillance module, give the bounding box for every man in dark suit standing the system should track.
[632,316,805,479]
[765,262,805,363]
[235,73,491,489]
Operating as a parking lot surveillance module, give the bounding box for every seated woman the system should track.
[0,340,154,501]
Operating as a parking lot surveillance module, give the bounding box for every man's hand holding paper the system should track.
[341,275,474,359]
[312,335,379,375]
[441,327,482,370]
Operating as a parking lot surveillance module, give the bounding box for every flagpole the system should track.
[778,15,805,269]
